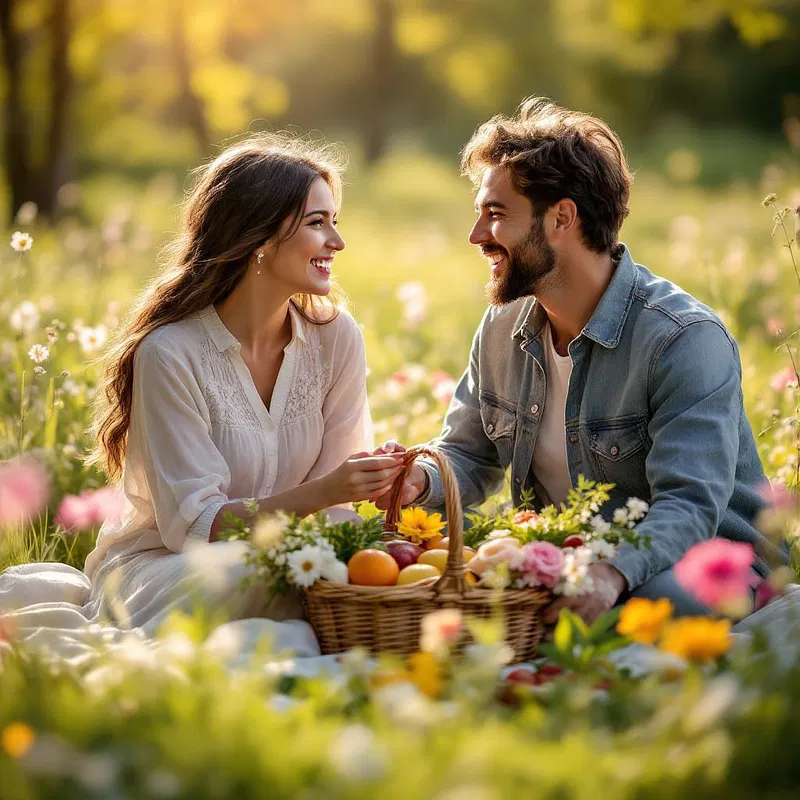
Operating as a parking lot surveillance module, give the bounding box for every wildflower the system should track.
[2,722,35,758]
[660,617,733,663]
[286,544,326,587]
[77,324,108,354]
[617,597,674,645]
[328,724,387,781]
[769,366,798,393]
[509,541,565,588]
[407,651,443,697]
[625,497,649,521]
[588,538,616,560]
[420,608,463,656]
[762,193,778,207]
[555,551,593,597]
[9,301,40,333]
[10,231,33,252]
[0,458,50,527]
[487,527,513,540]
[396,506,446,545]
[251,513,286,550]
[613,507,629,526]
[674,539,754,611]
[28,344,50,363]
[54,486,124,532]
[430,370,457,404]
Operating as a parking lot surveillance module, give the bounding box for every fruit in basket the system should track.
[423,534,444,550]
[347,549,400,586]
[417,549,449,572]
[561,535,584,548]
[396,563,441,585]
[430,538,476,562]
[385,540,424,570]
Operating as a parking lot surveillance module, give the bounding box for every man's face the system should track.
[469,166,556,305]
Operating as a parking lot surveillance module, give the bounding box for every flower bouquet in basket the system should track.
[224,448,649,661]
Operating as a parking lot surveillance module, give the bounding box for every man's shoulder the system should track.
[479,298,533,340]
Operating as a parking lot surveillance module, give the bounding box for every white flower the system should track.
[328,724,387,781]
[15,202,38,226]
[321,558,349,584]
[555,552,594,597]
[10,300,40,333]
[10,231,33,252]
[573,545,595,566]
[464,642,514,670]
[590,515,611,535]
[481,565,511,589]
[77,324,108,354]
[589,539,616,559]
[487,527,513,540]
[396,281,428,325]
[613,508,629,526]
[625,497,649,521]
[252,513,286,551]
[420,608,463,655]
[286,544,325,588]
[28,344,50,363]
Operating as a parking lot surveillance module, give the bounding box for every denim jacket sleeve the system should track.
[611,319,742,590]
[419,315,507,511]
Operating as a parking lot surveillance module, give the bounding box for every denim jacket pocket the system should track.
[587,415,650,495]
[479,392,516,467]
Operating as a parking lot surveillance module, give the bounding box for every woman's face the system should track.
[260,177,345,297]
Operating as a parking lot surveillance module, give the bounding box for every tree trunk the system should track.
[363,0,398,165]
[38,0,73,218]
[169,0,211,155]
[0,0,35,221]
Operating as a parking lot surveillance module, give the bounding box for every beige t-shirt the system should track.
[530,322,573,507]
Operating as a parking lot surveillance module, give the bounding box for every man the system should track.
[379,97,784,624]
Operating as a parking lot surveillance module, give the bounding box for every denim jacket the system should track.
[420,245,784,590]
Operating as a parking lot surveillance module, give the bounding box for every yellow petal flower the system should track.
[396,506,446,545]
[617,597,674,645]
[660,617,733,663]
[2,722,35,758]
[407,651,443,698]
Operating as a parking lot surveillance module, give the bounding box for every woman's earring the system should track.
[256,252,264,275]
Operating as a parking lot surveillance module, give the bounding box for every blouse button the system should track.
[610,444,620,457]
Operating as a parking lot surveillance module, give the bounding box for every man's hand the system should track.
[543,562,628,625]
[370,440,429,510]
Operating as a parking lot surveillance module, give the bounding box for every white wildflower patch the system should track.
[286,544,326,588]
[77,324,108,355]
[10,231,33,252]
[28,344,50,364]
[10,301,40,333]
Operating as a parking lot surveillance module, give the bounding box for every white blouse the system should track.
[84,304,373,578]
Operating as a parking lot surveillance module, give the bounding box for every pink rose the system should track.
[0,457,50,528]
[511,541,565,588]
[675,539,754,610]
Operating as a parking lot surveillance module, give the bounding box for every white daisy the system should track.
[28,343,50,363]
[10,231,33,252]
[286,545,326,588]
[77,324,108,354]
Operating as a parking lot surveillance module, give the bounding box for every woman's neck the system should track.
[214,279,292,355]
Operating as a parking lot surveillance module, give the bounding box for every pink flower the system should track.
[675,539,755,610]
[758,480,796,512]
[511,541,565,588]
[55,486,124,533]
[0,458,50,528]
[469,537,522,576]
[754,579,777,611]
[429,370,457,405]
[769,366,798,393]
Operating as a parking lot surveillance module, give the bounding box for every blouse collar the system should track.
[199,302,308,353]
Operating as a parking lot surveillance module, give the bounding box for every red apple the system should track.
[385,540,424,570]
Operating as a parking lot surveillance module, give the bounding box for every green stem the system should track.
[18,369,26,456]
[769,199,800,294]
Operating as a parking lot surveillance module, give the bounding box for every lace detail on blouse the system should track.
[283,326,332,425]
[198,339,262,428]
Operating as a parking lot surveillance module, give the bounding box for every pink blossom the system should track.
[0,458,50,527]
[758,480,797,512]
[511,541,565,588]
[430,370,457,405]
[754,579,777,611]
[769,366,798,393]
[55,486,124,533]
[675,539,755,609]
[469,537,522,576]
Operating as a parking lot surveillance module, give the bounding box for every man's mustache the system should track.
[480,246,508,257]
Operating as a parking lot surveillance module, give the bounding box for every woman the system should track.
[75,134,403,635]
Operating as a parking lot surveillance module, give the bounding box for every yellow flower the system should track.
[2,722,35,758]
[660,617,733,663]
[407,651,443,698]
[396,507,445,545]
[617,597,674,645]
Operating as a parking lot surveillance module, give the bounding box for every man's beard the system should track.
[485,215,556,305]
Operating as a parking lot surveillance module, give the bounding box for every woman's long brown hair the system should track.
[89,134,346,479]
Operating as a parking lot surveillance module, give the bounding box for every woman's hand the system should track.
[316,452,405,506]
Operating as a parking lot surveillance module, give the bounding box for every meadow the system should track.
[1,146,799,798]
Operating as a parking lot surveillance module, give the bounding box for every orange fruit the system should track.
[423,534,444,550]
[396,563,441,585]
[348,549,400,586]
[465,571,479,586]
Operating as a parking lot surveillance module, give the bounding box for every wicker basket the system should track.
[302,445,552,661]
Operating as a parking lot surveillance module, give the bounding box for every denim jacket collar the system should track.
[511,244,638,349]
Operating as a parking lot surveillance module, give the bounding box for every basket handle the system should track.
[384,445,467,596]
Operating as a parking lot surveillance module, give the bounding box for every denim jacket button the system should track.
[486,423,494,434]
[530,404,540,415]
[569,434,578,444]
[610,444,620,456]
